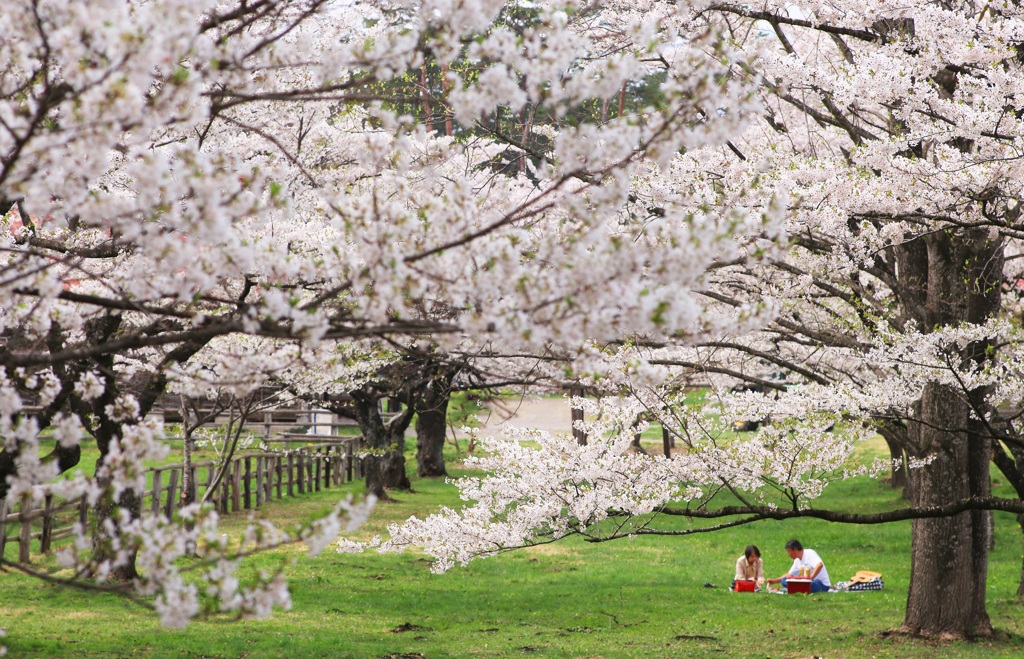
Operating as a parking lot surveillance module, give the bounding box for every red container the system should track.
[787,578,812,594]
[734,579,756,592]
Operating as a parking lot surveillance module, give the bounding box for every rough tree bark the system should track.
[345,393,414,500]
[899,228,1001,638]
[414,373,455,478]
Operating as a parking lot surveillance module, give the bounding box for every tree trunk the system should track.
[92,475,142,582]
[415,376,453,478]
[898,228,1001,637]
[181,432,195,507]
[349,395,412,499]
[883,434,907,491]
[363,429,411,498]
[416,403,448,478]
[181,398,198,508]
[902,384,992,637]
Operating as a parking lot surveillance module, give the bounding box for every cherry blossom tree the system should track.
[3,0,782,633]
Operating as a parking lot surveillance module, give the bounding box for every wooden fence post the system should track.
[40,493,55,553]
[164,470,179,518]
[220,462,231,514]
[250,456,260,507]
[287,453,295,497]
[297,453,306,494]
[244,457,252,510]
[151,469,163,515]
[314,451,322,492]
[275,456,283,499]
[231,459,242,512]
[204,465,214,504]
[0,498,8,561]
[345,442,354,482]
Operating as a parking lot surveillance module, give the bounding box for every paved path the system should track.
[469,396,574,437]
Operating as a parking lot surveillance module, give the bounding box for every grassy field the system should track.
[3,437,1024,658]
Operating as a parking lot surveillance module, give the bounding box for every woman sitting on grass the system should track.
[734,545,764,589]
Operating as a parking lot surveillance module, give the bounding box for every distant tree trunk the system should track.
[348,394,413,499]
[90,387,142,581]
[180,400,198,508]
[92,486,142,582]
[877,426,908,491]
[631,418,647,455]
[416,400,449,478]
[86,337,143,582]
[441,63,453,137]
[415,374,455,478]
[420,65,432,130]
[90,400,144,581]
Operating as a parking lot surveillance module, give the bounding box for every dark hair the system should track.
[744,545,760,560]
[785,539,803,551]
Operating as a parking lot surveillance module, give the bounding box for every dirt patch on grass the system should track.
[389,622,432,634]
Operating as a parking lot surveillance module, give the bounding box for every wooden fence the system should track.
[0,439,363,565]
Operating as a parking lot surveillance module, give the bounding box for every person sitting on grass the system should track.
[766,539,831,593]
[734,545,764,589]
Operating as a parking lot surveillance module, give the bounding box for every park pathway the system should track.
[471,396,574,437]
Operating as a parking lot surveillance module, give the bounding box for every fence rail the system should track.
[0,438,364,565]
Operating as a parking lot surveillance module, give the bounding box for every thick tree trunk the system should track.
[903,384,992,637]
[349,395,412,500]
[92,476,142,582]
[898,228,1001,637]
[416,403,448,478]
[415,376,453,478]
[364,452,411,497]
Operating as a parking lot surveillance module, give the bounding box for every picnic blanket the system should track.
[833,570,884,591]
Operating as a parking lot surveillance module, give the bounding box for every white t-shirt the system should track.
[788,548,830,586]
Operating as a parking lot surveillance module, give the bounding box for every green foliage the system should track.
[446,391,485,430]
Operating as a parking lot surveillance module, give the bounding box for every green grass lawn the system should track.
[3,438,1024,658]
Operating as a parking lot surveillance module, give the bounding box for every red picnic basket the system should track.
[733,579,756,592]
[787,578,812,594]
